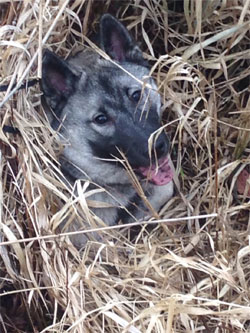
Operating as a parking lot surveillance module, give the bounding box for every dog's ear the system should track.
[100,14,145,64]
[41,50,79,112]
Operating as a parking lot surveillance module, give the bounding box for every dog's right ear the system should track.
[100,14,145,65]
[41,50,78,112]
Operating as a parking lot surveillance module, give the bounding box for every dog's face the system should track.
[41,14,172,186]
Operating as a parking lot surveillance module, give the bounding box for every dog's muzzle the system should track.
[136,156,173,186]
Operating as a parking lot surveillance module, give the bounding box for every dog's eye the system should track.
[128,89,142,102]
[94,114,109,125]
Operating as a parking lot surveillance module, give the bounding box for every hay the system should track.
[0,0,250,332]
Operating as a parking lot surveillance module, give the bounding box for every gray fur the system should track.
[41,14,173,247]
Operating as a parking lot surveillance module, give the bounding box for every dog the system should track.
[41,14,174,247]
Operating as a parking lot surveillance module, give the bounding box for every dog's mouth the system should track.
[136,156,173,186]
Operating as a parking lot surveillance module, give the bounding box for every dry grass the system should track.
[0,0,250,332]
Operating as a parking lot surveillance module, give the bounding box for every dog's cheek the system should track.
[87,135,120,161]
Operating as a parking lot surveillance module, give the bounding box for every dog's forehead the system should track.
[94,62,156,91]
[119,64,151,85]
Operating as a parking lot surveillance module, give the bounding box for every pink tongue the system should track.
[137,157,173,186]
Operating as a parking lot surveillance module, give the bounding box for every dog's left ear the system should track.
[41,50,79,112]
[100,14,145,64]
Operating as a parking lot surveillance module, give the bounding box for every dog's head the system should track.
[41,14,173,186]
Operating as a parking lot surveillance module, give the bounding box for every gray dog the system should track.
[41,14,174,247]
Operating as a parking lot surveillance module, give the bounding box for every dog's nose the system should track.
[140,133,169,162]
[155,141,166,156]
[154,137,168,158]
[142,137,168,160]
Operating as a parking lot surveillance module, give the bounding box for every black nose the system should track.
[155,137,168,158]
[155,139,167,157]
[142,135,168,160]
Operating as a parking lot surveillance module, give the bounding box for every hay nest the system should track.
[0,1,250,332]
